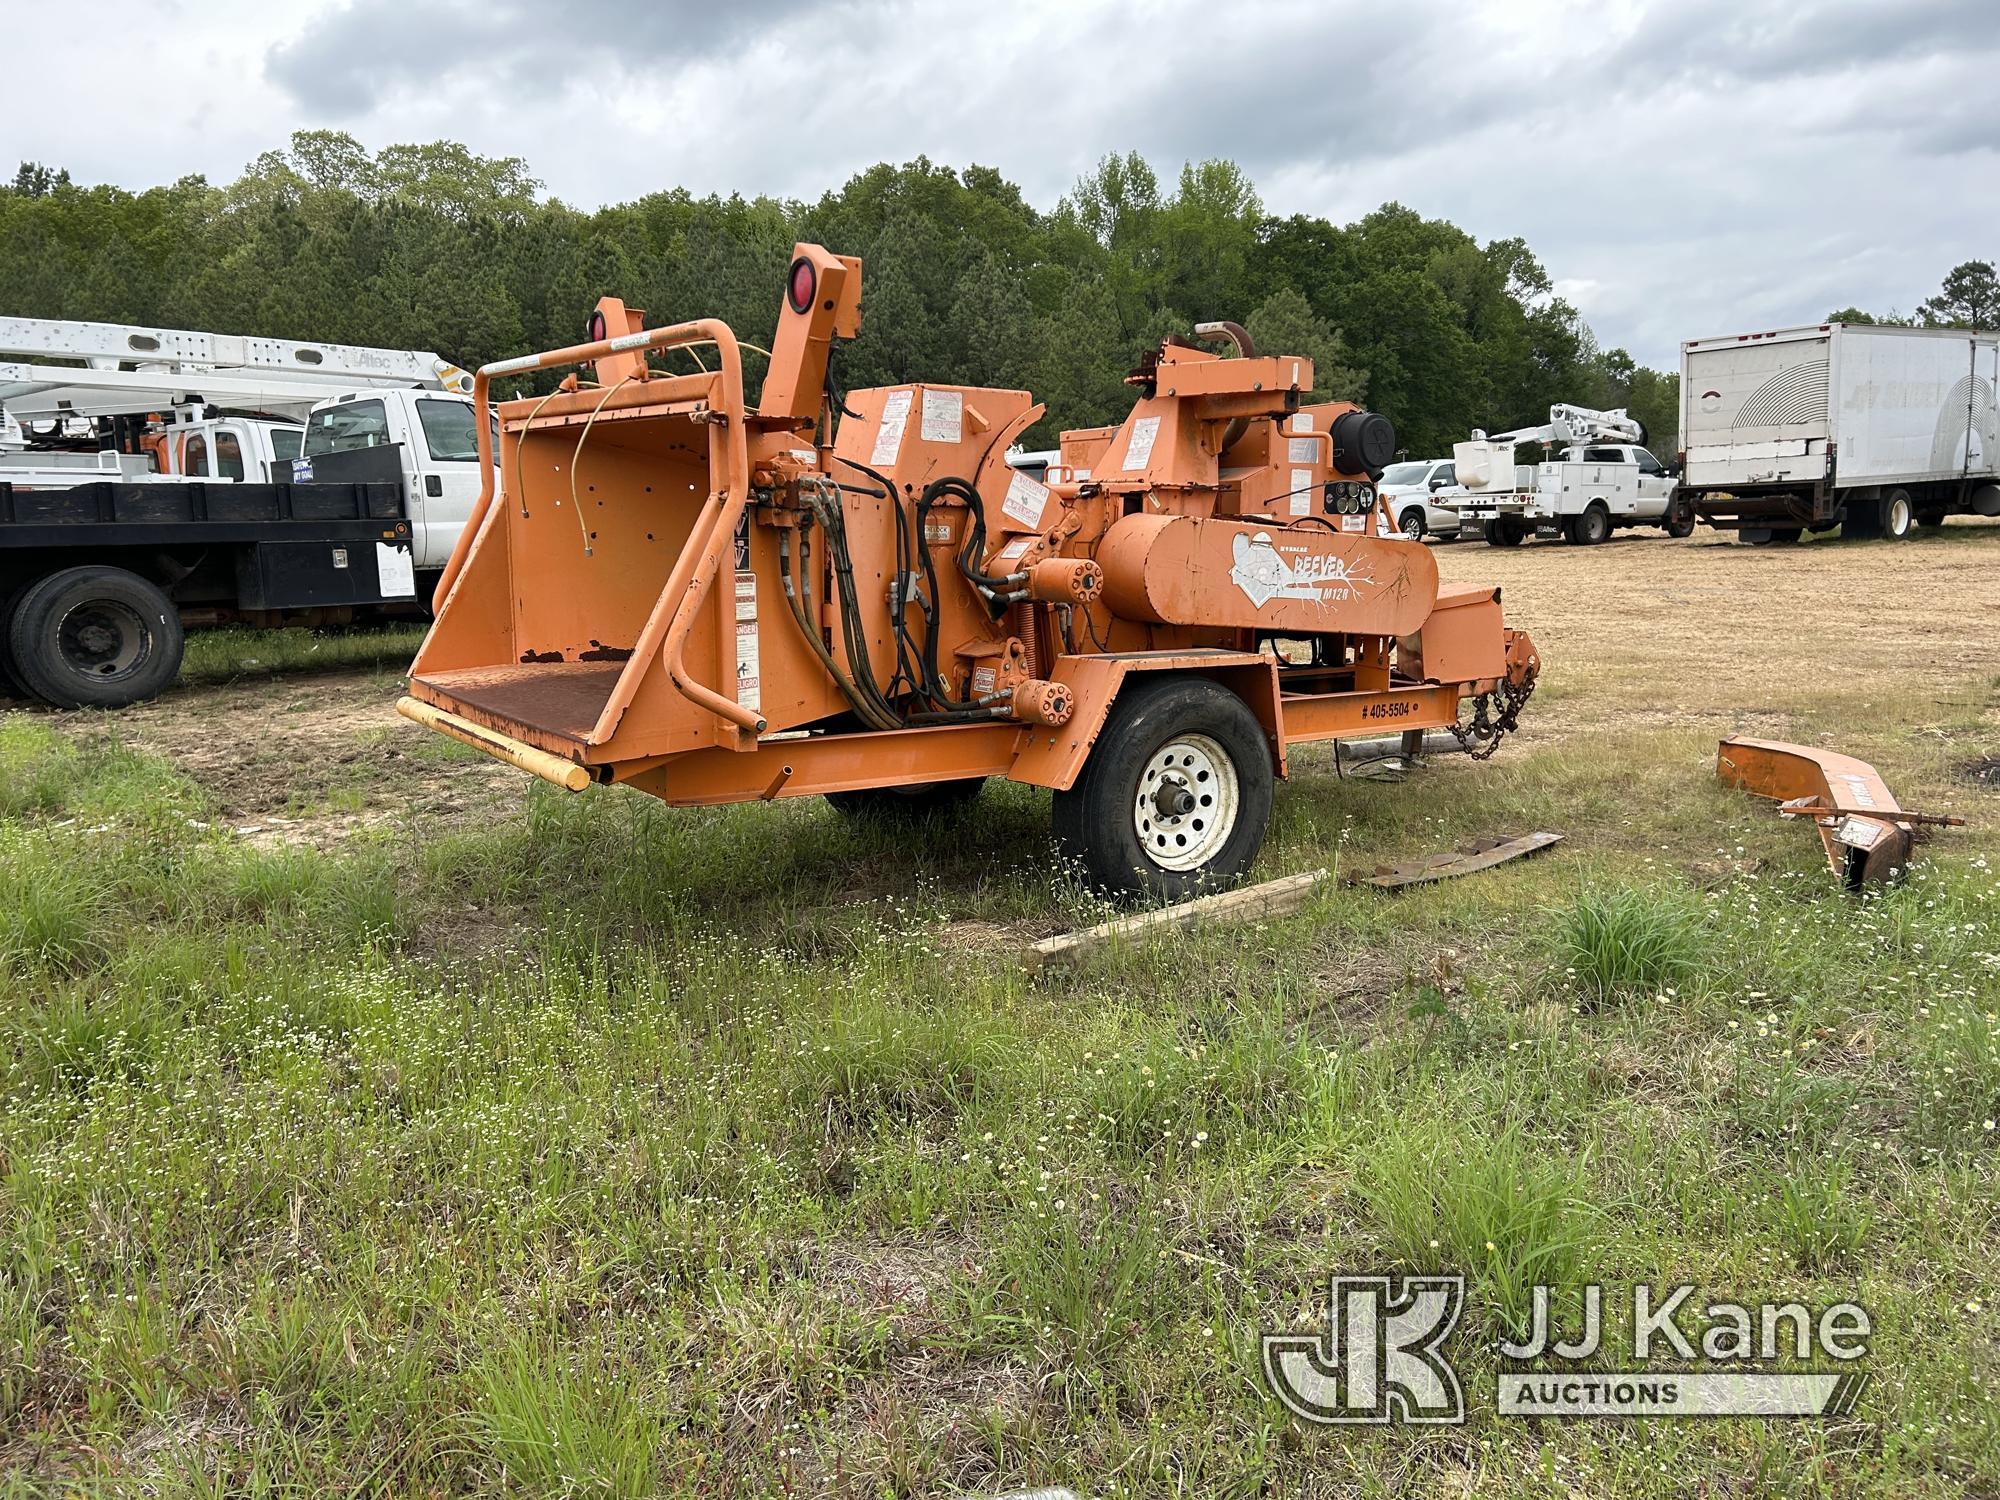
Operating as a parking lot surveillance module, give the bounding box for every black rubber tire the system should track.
[1484,517,1525,548]
[1917,512,1947,530]
[1878,488,1915,541]
[1052,676,1274,901]
[0,585,31,700]
[6,565,184,709]
[1572,503,1611,546]
[1397,506,1427,541]
[825,778,986,818]
[1663,504,1696,539]
[1769,528,1803,545]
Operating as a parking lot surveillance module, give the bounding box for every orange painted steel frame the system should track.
[1715,736,1960,886]
[405,241,1538,813]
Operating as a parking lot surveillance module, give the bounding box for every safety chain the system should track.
[1448,669,1538,761]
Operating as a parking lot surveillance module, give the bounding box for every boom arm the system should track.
[0,316,471,422]
[1476,404,1644,448]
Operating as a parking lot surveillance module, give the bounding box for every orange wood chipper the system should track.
[399,244,1542,898]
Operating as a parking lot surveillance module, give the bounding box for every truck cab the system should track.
[151,415,303,482]
[1571,443,1677,509]
[301,389,492,571]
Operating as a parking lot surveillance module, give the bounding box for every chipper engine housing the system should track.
[401,245,1541,898]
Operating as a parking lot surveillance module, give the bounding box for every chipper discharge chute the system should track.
[401,246,1542,899]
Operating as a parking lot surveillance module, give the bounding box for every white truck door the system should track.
[210,423,254,483]
[405,395,487,572]
[1631,448,1676,516]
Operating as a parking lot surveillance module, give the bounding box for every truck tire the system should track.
[1878,488,1915,541]
[0,586,30,699]
[1484,517,1525,548]
[1662,503,1696,539]
[1053,677,1273,901]
[825,779,985,818]
[7,565,185,709]
[1397,506,1427,541]
[1571,503,1611,546]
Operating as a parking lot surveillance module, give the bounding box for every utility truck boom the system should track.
[1446,404,1690,546]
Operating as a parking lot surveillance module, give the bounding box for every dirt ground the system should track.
[13,518,2000,842]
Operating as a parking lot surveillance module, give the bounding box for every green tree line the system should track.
[1828,259,1999,331]
[4,134,1678,456]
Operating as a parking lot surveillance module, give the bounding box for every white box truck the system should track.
[1679,322,2000,543]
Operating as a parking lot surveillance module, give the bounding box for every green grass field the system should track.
[1,592,1997,1494]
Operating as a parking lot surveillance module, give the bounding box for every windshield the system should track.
[416,398,482,462]
[303,399,389,456]
[1380,462,1430,486]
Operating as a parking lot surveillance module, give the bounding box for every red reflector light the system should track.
[787,256,817,314]
[586,309,607,342]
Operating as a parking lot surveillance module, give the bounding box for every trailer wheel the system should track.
[1397,507,1427,541]
[0,586,30,699]
[825,778,985,818]
[1483,517,1525,547]
[1662,503,1696,539]
[1571,503,1611,546]
[1878,488,1915,540]
[6,566,185,709]
[1053,676,1273,901]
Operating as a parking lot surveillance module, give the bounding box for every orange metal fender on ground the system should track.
[1716,735,1964,886]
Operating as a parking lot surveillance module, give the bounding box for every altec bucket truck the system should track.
[1447,404,1692,546]
[400,245,1542,898]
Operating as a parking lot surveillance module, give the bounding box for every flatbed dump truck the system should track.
[0,317,483,706]
[1678,322,2000,542]
[400,247,1541,899]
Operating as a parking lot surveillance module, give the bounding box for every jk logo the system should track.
[1262,1275,1466,1425]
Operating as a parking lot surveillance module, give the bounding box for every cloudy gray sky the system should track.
[11,0,1994,368]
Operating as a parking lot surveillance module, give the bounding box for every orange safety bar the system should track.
[434,319,761,738]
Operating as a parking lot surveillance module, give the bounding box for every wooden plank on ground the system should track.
[1026,868,1330,973]
[1353,831,1564,889]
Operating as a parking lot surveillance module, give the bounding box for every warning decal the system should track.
[734,571,761,710]
[1121,415,1161,471]
[1288,469,1314,517]
[1001,469,1050,528]
[1288,437,1320,464]
[871,389,912,466]
[920,389,963,444]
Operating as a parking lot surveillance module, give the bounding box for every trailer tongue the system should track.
[400,244,1542,898]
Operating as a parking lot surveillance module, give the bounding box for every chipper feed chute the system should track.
[401,245,1542,898]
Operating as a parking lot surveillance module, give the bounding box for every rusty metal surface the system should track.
[1716,735,1964,887]
[1351,831,1565,889]
[415,663,625,746]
